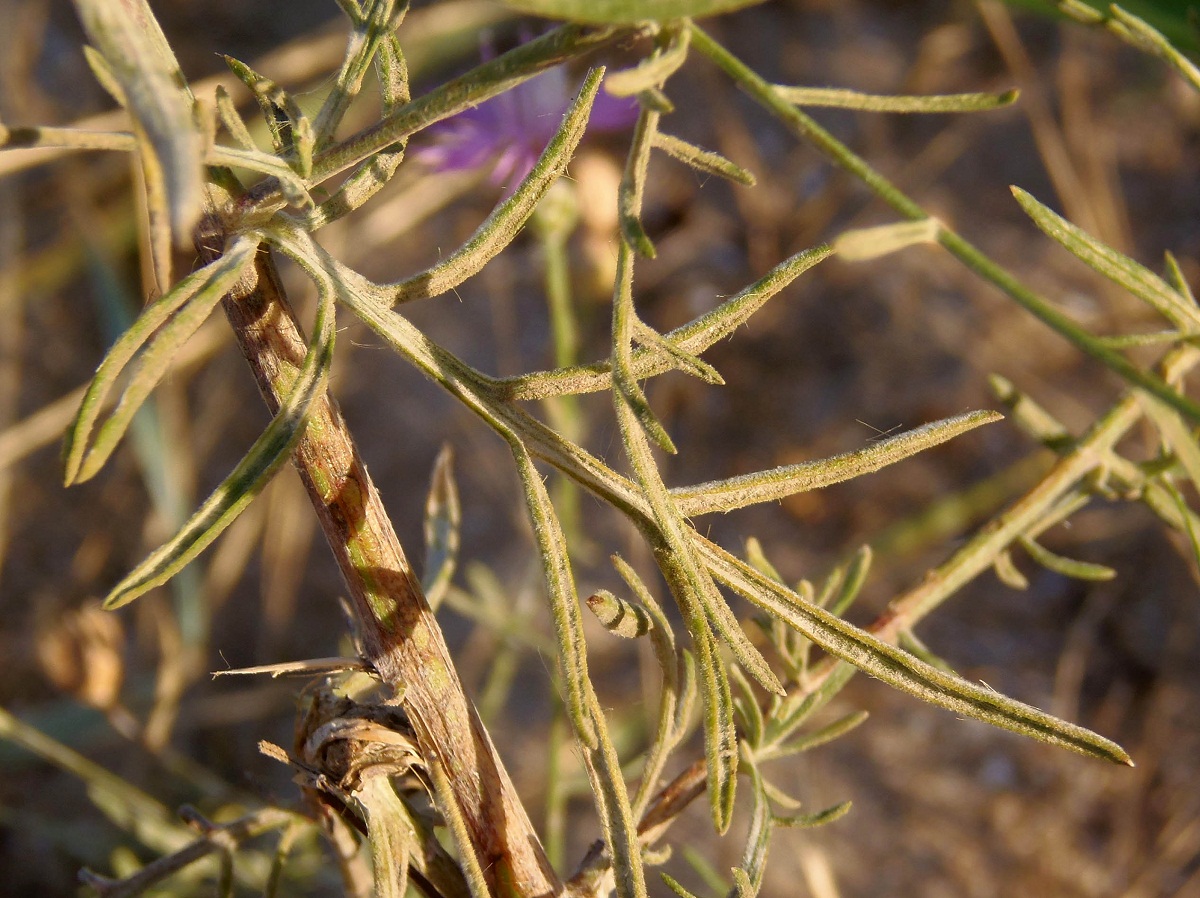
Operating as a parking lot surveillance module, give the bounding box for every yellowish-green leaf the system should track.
[672,411,1001,515]
[503,0,768,23]
[384,66,605,303]
[652,131,756,186]
[1018,536,1116,583]
[834,218,942,261]
[1012,186,1200,330]
[773,800,852,828]
[104,251,334,609]
[422,444,461,611]
[699,537,1133,765]
[775,85,1018,113]
[65,237,258,485]
[994,549,1029,590]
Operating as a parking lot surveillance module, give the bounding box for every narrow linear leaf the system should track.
[729,665,765,748]
[662,874,704,898]
[730,762,771,898]
[422,444,461,611]
[313,0,405,147]
[376,28,411,115]
[744,537,783,583]
[637,87,675,113]
[824,545,871,617]
[222,55,313,175]
[509,441,598,748]
[732,868,755,898]
[65,237,259,485]
[103,251,334,609]
[1012,186,1200,330]
[355,778,414,898]
[775,84,1018,113]
[633,319,725,384]
[498,244,831,401]
[610,557,690,815]
[74,0,204,241]
[578,692,650,898]
[652,131,756,186]
[761,709,868,761]
[673,411,1002,515]
[698,537,1134,765]
[503,0,769,23]
[695,623,738,834]
[81,45,126,107]
[834,218,941,261]
[688,24,1200,426]
[384,66,605,303]
[605,25,690,97]
[1018,536,1116,582]
[773,801,852,829]
[0,706,190,855]
[1164,251,1196,305]
[1108,5,1200,92]
[993,549,1029,590]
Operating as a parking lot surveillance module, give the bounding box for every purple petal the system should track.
[588,90,640,132]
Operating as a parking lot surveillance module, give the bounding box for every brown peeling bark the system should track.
[202,232,560,898]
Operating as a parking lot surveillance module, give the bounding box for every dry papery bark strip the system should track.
[196,222,560,898]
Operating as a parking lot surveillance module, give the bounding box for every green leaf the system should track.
[498,244,831,401]
[652,131,756,186]
[699,536,1134,765]
[1012,186,1200,331]
[422,444,461,611]
[73,0,204,242]
[993,549,1030,590]
[64,237,259,485]
[833,218,942,261]
[1018,535,1117,582]
[103,245,335,609]
[773,800,852,828]
[775,85,1019,113]
[732,761,772,898]
[381,66,606,303]
[503,0,769,23]
[822,545,872,617]
[672,411,1002,515]
[695,623,738,833]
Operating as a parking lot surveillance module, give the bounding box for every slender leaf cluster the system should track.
[4,1,1199,896]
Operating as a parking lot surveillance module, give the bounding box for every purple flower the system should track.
[415,65,638,187]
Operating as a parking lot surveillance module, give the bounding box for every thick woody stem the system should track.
[204,236,561,898]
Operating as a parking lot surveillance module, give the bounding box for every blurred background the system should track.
[1,0,1198,895]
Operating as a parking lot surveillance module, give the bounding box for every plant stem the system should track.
[198,226,561,898]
